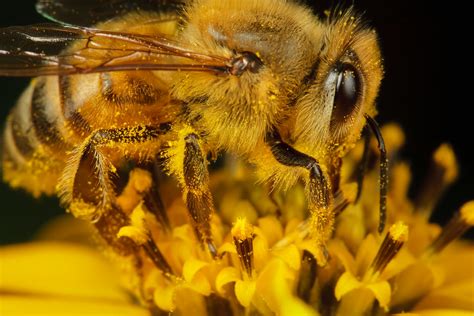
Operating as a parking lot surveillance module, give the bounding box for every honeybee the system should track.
[1,0,385,263]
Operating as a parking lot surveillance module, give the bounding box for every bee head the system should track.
[173,0,324,152]
[291,9,383,158]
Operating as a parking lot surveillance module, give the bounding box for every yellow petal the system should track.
[272,244,301,271]
[329,240,356,275]
[182,259,209,283]
[186,270,211,296]
[414,280,474,311]
[173,287,208,316]
[215,267,240,294]
[354,234,378,276]
[235,279,256,307]
[0,242,127,302]
[182,259,211,296]
[217,242,237,255]
[172,224,195,243]
[0,296,149,316]
[336,288,376,316]
[257,216,283,246]
[380,247,415,280]
[36,215,95,245]
[390,262,435,309]
[365,280,391,310]
[253,235,269,271]
[411,310,474,316]
[256,259,317,316]
[435,241,474,285]
[153,283,177,311]
[335,272,362,300]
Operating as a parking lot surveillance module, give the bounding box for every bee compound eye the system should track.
[332,63,361,123]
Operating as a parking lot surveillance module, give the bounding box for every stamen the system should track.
[416,144,458,218]
[142,239,173,276]
[231,217,255,278]
[425,201,474,256]
[366,222,408,280]
[117,204,173,275]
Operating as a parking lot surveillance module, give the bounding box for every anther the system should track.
[231,217,255,278]
[117,205,173,275]
[425,201,474,257]
[416,144,458,218]
[142,239,173,276]
[366,221,408,281]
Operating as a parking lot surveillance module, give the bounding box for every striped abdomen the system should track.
[3,76,71,197]
[2,71,174,198]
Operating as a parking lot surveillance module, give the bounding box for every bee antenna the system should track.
[364,114,388,233]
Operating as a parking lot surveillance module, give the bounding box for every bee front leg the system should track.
[180,133,217,257]
[266,129,332,265]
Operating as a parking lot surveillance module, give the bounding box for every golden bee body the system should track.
[1,0,383,261]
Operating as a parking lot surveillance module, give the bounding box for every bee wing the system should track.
[0,24,231,77]
[36,0,185,26]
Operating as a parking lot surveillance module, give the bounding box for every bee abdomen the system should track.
[2,77,68,196]
[31,78,67,147]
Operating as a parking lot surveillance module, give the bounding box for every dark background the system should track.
[0,1,472,244]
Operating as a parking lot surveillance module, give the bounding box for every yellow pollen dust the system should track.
[388,221,409,242]
[231,217,254,241]
[433,143,459,183]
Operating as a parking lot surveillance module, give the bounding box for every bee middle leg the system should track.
[266,129,332,264]
[180,133,217,257]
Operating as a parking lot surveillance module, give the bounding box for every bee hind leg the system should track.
[266,128,332,265]
[58,125,172,270]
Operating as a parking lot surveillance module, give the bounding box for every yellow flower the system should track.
[0,242,149,316]
[1,124,473,316]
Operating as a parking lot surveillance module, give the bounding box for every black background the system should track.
[0,1,472,243]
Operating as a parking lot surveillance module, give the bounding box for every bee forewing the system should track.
[0,24,231,77]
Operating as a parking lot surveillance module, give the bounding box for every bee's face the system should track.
[174,2,382,157]
[291,11,383,158]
